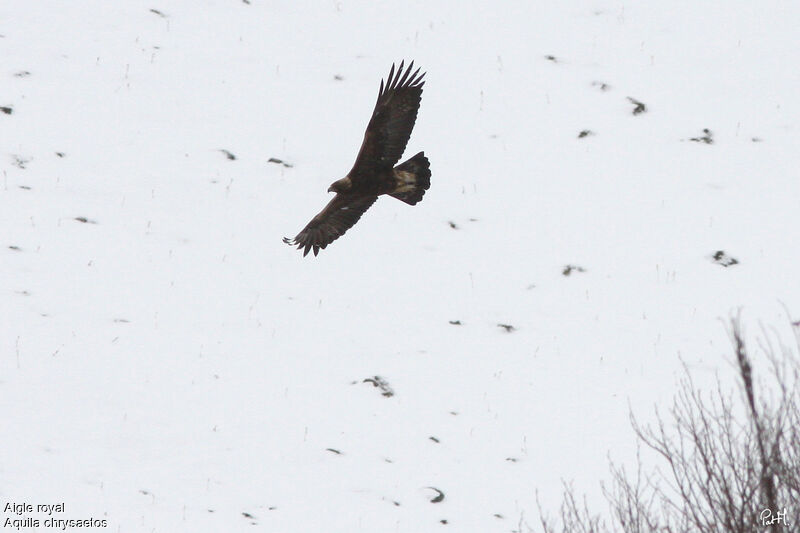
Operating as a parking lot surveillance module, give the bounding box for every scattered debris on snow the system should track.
[268,157,293,168]
[426,487,445,503]
[689,128,714,144]
[627,97,646,115]
[562,264,586,276]
[711,250,738,267]
[363,375,394,397]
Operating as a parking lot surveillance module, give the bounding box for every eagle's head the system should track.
[328,177,352,193]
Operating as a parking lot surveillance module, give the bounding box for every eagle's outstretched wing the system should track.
[348,60,425,181]
[283,194,378,256]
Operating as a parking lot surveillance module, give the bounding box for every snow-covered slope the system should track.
[2,1,799,531]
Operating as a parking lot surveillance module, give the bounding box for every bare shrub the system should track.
[535,317,799,533]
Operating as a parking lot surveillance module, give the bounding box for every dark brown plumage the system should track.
[283,61,431,256]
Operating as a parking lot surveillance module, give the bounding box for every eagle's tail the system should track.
[390,151,431,205]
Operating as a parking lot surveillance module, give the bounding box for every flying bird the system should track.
[283,61,431,256]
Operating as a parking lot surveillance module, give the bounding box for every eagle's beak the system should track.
[327,186,334,193]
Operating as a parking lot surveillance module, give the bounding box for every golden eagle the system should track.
[283,61,430,256]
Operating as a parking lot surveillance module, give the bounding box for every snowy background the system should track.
[2,1,799,531]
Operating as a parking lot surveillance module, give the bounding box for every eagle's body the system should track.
[283,61,430,256]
